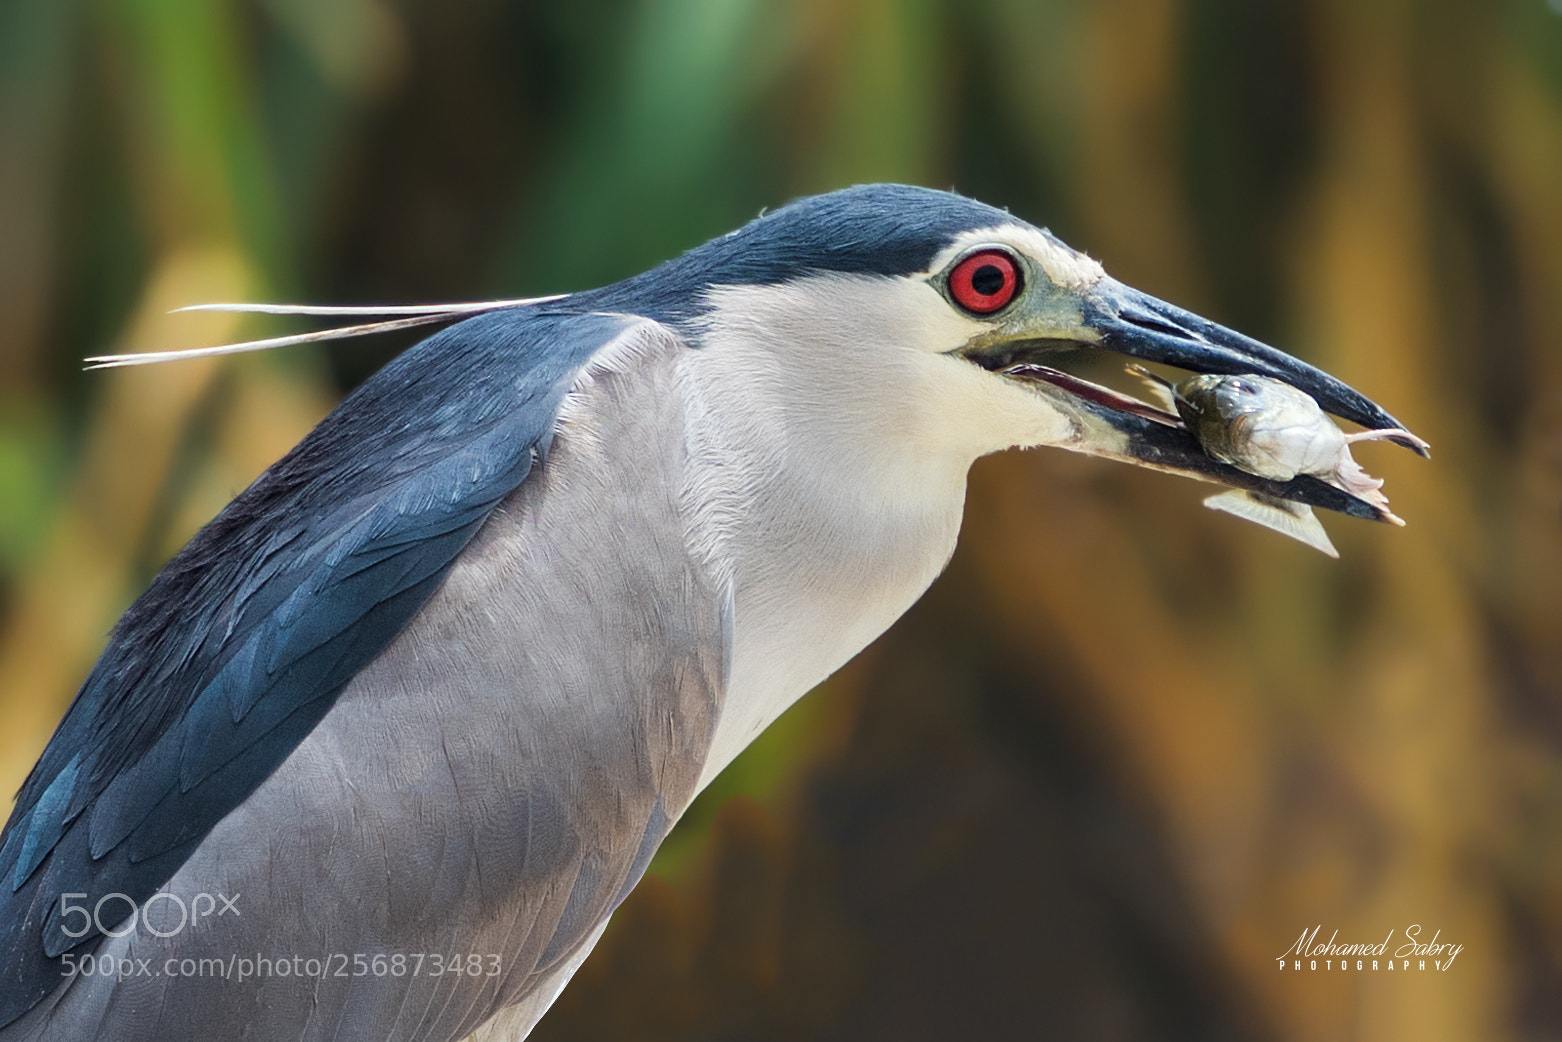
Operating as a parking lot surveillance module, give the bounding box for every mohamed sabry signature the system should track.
[1277,924,1462,972]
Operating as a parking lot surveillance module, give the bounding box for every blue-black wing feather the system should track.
[0,307,632,1027]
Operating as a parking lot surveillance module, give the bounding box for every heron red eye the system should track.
[948,249,1021,315]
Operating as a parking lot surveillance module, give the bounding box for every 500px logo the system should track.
[55,891,240,941]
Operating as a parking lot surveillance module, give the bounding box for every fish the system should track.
[1130,366,1429,555]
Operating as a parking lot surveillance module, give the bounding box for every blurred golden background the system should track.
[2,1,1560,1039]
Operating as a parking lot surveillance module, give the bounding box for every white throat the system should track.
[674,273,1074,793]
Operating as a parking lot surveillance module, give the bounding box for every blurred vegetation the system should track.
[2,1,1561,1039]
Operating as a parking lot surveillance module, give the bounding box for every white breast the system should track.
[670,273,1063,793]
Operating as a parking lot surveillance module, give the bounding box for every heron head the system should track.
[638,184,1426,526]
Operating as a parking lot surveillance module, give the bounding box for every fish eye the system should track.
[948,249,1022,315]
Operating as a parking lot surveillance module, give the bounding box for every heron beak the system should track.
[1082,278,1425,448]
[981,277,1428,524]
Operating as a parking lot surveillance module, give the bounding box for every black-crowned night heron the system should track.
[0,185,1423,1041]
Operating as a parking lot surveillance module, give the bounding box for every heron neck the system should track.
[676,278,986,792]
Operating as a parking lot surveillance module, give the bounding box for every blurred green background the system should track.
[2,0,1561,1038]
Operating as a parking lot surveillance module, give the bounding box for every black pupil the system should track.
[970,263,1006,296]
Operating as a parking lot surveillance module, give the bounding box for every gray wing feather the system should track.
[6,322,725,1042]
